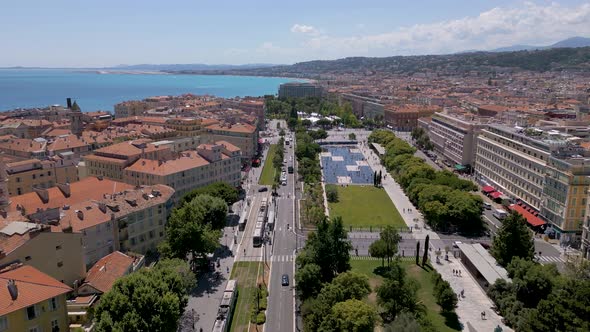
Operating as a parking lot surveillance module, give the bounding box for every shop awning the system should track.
[509,204,546,227]
[490,191,503,199]
[455,164,466,170]
[482,186,495,193]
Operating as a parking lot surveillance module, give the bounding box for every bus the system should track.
[252,223,264,247]
[267,210,275,231]
[212,280,238,332]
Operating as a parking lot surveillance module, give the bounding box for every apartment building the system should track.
[428,112,486,168]
[541,147,590,246]
[475,125,554,211]
[5,155,78,196]
[114,100,150,118]
[165,117,204,137]
[278,82,324,99]
[0,220,85,287]
[384,104,440,131]
[7,177,173,267]
[203,123,257,164]
[124,141,241,201]
[222,98,266,129]
[339,93,385,120]
[83,139,172,181]
[0,264,71,332]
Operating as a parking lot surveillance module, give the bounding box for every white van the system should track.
[492,208,508,220]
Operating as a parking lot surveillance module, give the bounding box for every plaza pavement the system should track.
[355,136,512,332]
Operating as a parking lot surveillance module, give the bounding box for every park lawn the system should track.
[229,261,263,332]
[350,260,461,332]
[259,144,277,185]
[327,184,405,228]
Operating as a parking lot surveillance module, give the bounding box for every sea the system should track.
[0,69,298,112]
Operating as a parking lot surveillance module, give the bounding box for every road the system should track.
[265,119,297,332]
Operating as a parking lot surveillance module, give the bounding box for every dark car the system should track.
[258,187,268,192]
[281,274,289,286]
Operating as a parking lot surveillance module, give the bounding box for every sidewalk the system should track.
[358,140,512,332]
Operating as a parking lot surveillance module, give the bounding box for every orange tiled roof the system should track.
[125,152,209,175]
[0,264,72,316]
[83,251,134,294]
[9,177,135,213]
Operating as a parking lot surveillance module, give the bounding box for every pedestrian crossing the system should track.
[536,255,565,263]
[271,255,295,262]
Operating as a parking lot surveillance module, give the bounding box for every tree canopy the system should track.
[94,259,194,332]
[182,181,238,206]
[491,212,535,266]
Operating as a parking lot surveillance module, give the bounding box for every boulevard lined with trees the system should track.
[369,130,484,234]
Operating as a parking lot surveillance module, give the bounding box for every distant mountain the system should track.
[490,36,590,52]
[105,63,280,71]
[172,46,590,78]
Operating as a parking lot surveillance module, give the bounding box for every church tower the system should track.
[0,156,11,211]
[67,98,83,137]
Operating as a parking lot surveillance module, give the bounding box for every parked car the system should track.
[281,274,290,286]
[483,202,492,210]
[258,187,268,192]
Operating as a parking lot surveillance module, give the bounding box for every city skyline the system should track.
[1,0,590,67]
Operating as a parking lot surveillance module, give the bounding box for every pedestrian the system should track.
[459,270,462,277]
[453,269,456,276]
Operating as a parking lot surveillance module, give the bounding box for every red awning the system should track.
[509,204,546,227]
[490,191,503,199]
[482,186,495,193]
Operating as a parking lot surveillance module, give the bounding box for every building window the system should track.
[57,261,63,268]
[56,245,62,250]
[25,255,31,261]
[26,305,37,320]
[49,297,58,311]
[0,316,7,331]
[51,319,59,330]
[29,327,39,332]
[32,174,36,179]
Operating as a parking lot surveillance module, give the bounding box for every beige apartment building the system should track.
[428,111,486,168]
[5,155,78,196]
[0,264,72,332]
[203,123,257,164]
[83,139,171,181]
[124,141,241,201]
[542,149,590,246]
[0,220,86,287]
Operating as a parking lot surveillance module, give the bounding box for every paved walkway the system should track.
[357,139,512,332]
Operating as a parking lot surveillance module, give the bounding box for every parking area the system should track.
[320,145,374,184]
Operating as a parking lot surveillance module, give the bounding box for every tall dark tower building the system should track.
[0,156,10,211]
[67,98,83,137]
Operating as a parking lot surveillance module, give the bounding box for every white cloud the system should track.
[290,24,320,36]
[278,2,590,61]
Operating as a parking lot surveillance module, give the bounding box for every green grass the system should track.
[350,260,461,332]
[326,185,406,228]
[259,144,278,185]
[229,261,263,332]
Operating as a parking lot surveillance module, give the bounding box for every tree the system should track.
[385,312,421,332]
[377,262,423,322]
[369,239,388,266]
[182,182,238,206]
[163,199,221,269]
[422,235,429,266]
[190,194,228,230]
[94,259,194,332]
[326,185,339,203]
[378,170,382,186]
[491,212,535,266]
[415,241,420,265]
[331,299,377,332]
[295,263,323,300]
[381,226,402,267]
[71,100,81,111]
[331,271,371,300]
[348,132,356,140]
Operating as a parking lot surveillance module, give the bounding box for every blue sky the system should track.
[1,0,589,67]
